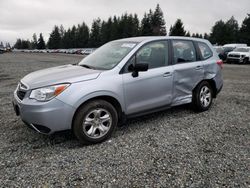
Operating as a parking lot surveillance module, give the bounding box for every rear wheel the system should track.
[192,81,213,112]
[73,100,118,144]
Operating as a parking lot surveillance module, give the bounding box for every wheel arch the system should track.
[71,94,124,130]
[193,79,217,98]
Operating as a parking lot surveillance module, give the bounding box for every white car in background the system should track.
[227,47,250,64]
[81,49,95,55]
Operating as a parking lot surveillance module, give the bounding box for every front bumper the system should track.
[13,90,76,134]
[227,57,244,64]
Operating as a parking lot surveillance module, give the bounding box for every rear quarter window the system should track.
[197,42,213,60]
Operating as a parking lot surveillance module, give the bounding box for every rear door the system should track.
[171,39,204,105]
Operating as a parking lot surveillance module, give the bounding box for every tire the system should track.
[243,58,248,64]
[73,100,118,144]
[192,81,213,112]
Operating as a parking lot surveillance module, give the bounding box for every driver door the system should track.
[122,40,173,115]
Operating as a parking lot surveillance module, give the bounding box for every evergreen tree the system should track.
[225,16,239,43]
[59,25,65,38]
[169,19,186,36]
[62,28,71,49]
[132,14,140,36]
[100,18,112,44]
[58,25,66,48]
[70,25,77,48]
[198,33,203,38]
[151,4,166,35]
[37,33,46,49]
[203,33,209,40]
[110,16,120,40]
[141,12,153,36]
[239,14,250,45]
[14,39,22,49]
[210,17,239,45]
[21,40,31,49]
[76,22,89,48]
[118,13,138,38]
[14,39,31,49]
[209,20,226,44]
[47,25,61,49]
[31,33,38,49]
[186,31,191,37]
[89,18,101,47]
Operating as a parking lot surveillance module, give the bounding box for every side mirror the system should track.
[130,63,148,77]
[134,63,148,72]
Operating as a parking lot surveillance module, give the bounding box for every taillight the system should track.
[217,60,223,69]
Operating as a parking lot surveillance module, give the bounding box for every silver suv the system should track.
[13,37,223,144]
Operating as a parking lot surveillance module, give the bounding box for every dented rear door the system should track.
[170,39,204,106]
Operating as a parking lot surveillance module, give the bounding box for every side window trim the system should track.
[170,39,198,65]
[194,41,203,61]
[120,39,170,74]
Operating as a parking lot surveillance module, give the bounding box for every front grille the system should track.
[16,82,28,100]
[228,54,240,58]
[17,90,26,100]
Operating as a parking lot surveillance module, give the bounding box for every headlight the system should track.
[29,83,70,101]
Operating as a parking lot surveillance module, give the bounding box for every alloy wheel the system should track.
[82,108,112,139]
[199,86,211,108]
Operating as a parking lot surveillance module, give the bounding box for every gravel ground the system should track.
[0,52,249,187]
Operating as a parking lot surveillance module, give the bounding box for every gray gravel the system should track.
[0,52,249,187]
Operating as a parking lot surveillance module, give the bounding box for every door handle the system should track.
[195,66,203,70]
[163,72,171,77]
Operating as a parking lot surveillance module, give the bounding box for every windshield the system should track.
[79,41,138,70]
[223,47,235,52]
[233,48,250,52]
[214,47,223,54]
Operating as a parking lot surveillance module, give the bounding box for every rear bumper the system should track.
[216,84,223,95]
[13,91,76,134]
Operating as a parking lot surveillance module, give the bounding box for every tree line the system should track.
[14,4,250,49]
[0,41,11,49]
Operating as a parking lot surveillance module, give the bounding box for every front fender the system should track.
[73,90,125,112]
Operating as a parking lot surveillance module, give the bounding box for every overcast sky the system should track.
[0,0,249,45]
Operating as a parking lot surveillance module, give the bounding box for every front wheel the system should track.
[73,100,118,144]
[192,81,213,112]
[243,58,248,64]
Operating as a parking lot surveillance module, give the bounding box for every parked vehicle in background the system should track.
[221,44,247,62]
[227,47,250,64]
[0,47,12,53]
[75,49,83,54]
[82,49,95,55]
[13,36,223,144]
[213,46,224,60]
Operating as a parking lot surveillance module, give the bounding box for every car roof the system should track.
[235,47,250,49]
[223,43,247,47]
[115,36,209,43]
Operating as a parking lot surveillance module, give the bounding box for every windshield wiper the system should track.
[80,64,95,69]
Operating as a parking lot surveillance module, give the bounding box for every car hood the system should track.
[21,64,102,89]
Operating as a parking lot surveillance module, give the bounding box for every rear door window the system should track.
[172,40,197,64]
[197,42,213,60]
